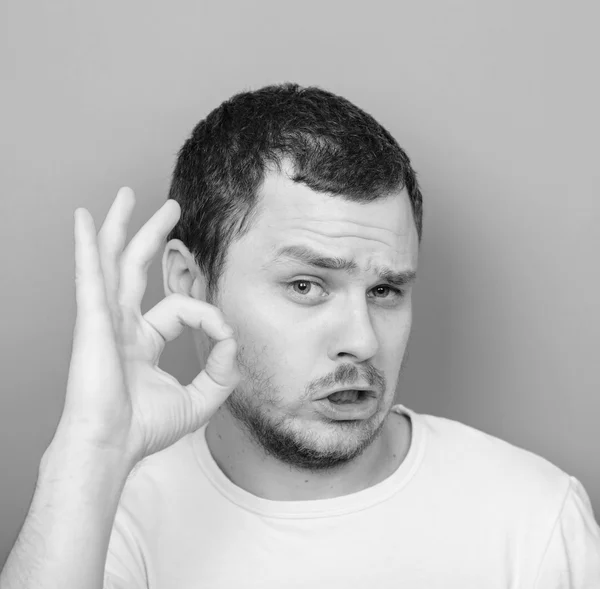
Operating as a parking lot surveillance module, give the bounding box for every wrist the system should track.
[41,426,137,481]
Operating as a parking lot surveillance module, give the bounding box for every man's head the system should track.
[164,83,422,472]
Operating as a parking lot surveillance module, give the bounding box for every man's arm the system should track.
[0,431,134,589]
[0,189,239,588]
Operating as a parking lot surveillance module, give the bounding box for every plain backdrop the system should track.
[1,0,598,567]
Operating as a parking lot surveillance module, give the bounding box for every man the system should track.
[1,83,599,588]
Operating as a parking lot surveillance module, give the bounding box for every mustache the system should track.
[309,363,386,396]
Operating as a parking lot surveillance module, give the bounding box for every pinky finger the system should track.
[74,208,110,317]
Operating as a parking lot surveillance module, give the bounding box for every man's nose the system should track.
[327,299,380,362]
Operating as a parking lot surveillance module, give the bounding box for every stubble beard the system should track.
[223,344,389,473]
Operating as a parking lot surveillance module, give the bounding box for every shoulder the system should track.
[402,405,572,515]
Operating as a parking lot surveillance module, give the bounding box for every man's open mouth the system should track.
[326,390,371,404]
[315,389,379,420]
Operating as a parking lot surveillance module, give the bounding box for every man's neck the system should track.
[204,407,412,501]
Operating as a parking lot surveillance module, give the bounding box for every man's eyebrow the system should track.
[268,244,417,287]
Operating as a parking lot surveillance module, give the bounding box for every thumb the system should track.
[185,336,241,422]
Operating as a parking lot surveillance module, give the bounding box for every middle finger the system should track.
[118,198,181,312]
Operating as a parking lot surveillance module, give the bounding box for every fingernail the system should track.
[222,324,234,337]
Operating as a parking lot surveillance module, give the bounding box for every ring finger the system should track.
[97,187,136,316]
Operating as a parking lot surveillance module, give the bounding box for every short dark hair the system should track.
[167,82,423,304]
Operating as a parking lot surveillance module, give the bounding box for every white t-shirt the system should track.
[104,404,600,588]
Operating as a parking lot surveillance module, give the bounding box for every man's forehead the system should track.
[256,171,415,236]
[234,168,420,273]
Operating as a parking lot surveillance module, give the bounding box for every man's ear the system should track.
[161,239,213,366]
[162,239,207,301]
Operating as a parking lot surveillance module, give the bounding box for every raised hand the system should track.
[57,186,240,467]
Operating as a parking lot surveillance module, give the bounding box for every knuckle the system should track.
[205,357,230,382]
[204,302,225,322]
[116,294,135,311]
[110,304,124,323]
[168,292,187,306]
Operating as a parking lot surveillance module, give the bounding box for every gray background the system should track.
[1,0,598,566]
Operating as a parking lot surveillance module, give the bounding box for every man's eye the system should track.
[286,280,406,303]
[288,280,324,299]
[372,285,405,299]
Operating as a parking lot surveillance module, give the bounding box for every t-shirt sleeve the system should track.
[534,476,600,588]
[103,502,149,589]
